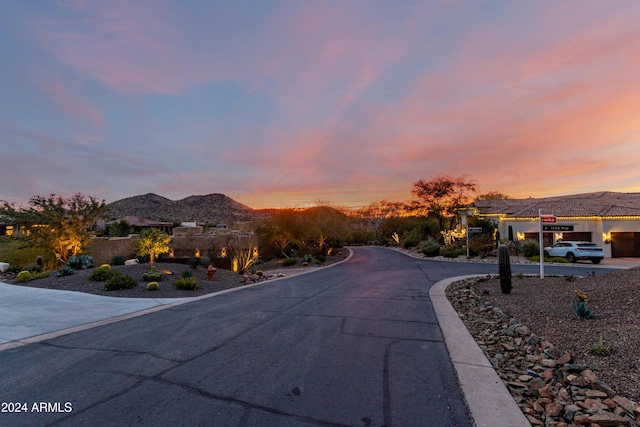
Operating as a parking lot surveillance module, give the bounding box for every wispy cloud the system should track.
[2,1,640,208]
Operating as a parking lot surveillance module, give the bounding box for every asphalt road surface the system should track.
[0,247,613,427]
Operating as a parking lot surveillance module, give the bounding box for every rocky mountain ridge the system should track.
[106,193,264,224]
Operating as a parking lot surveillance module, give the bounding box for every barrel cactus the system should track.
[498,245,512,294]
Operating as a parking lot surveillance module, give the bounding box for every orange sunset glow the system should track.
[1,2,639,209]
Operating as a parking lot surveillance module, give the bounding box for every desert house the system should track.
[462,191,640,258]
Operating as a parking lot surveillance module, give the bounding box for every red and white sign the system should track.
[540,215,557,223]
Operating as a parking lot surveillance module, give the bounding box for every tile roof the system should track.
[473,191,640,218]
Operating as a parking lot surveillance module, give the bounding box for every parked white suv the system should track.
[543,241,604,264]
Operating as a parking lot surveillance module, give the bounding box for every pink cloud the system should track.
[40,77,106,130]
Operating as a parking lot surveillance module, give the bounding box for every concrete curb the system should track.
[430,276,530,427]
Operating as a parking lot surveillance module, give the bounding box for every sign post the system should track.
[539,211,556,279]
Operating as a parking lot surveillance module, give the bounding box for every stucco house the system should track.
[463,191,640,258]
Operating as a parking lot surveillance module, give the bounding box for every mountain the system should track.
[106,193,261,224]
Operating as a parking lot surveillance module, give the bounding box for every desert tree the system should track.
[135,227,171,268]
[0,193,108,264]
[410,175,477,233]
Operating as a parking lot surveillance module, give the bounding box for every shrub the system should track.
[103,270,138,291]
[142,266,163,282]
[589,336,612,356]
[468,234,496,257]
[146,281,159,291]
[441,245,459,258]
[89,265,116,281]
[282,258,298,267]
[17,270,32,282]
[175,276,199,290]
[136,254,150,264]
[519,239,540,257]
[22,263,42,273]
[109,255,126,266]
[56,265,75,277]
[422,241,440,257]
[303,254,313,263]
[315,253,326,263]
[180,270,194,278]
[17,270,49,282]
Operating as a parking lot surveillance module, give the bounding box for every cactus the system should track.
[36,256,43,268]
[56,265,75,277]
[17,270,32,282]
[67,254,94,270]
[498,245,512,294]
[146,281,159,291]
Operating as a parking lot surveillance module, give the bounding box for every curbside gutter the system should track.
[430,276,530,427]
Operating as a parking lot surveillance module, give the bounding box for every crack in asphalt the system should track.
[36,341,182,362]
[37,256,448,427]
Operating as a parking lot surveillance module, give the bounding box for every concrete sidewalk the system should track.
[0,282,191,348]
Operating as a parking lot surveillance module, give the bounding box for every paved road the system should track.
[0,247,619,426]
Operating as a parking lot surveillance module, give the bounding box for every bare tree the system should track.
[410,175,477,232]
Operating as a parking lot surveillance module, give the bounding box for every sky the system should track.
[1,1,640,210]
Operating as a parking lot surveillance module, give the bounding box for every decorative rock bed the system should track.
[447,278,640,426]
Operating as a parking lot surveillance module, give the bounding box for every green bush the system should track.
[16,270,49,282]
[103,270,138,291]
[89,265,116,281]
[175,276,199,290]
[109,255,126,266]
[179,270,194,278]
[422,241,440,257]
[0,243,55,271]
[142,266,163,282]
[22,263,42,273]
[282,258,298,267]
[441,245,459,258]
[520,239,540,257]
[468,234,496,257]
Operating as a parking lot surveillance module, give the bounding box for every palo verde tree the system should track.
[135,227,171,268]
[0,193,108,264]
[409,175,477,234]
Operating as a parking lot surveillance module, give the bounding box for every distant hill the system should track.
[106,193,262,224]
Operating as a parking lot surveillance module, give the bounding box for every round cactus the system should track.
[99,264,111,269]
[17,270,32,282]
[146,281,159,291]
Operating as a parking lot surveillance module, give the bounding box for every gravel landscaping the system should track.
[447,270,640,425]
[0,250,350,298]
